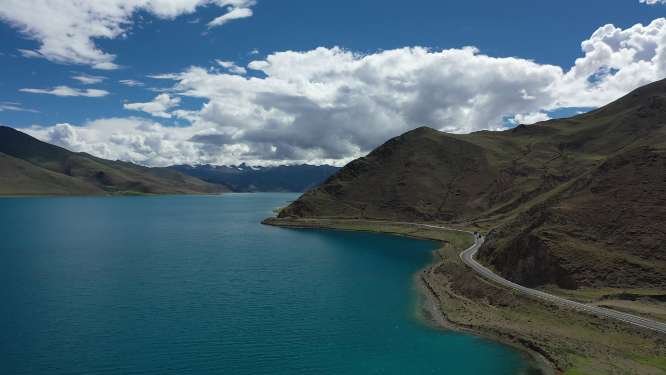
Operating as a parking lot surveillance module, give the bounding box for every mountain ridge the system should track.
[278,77,666,291]
[167,163,341,192]
[0,126,230,196]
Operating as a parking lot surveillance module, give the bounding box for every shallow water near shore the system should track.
[0,193,529,374]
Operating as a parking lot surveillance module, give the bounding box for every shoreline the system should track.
[263,218,557,374]
[415,261,557,375]
[264,217,666,373]
[413,246,558,375]
[0,192,231,198]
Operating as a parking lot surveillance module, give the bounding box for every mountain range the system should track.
[0,126,230,197]
[0,126,341,196]
[167,163,340,192]
[279,78,666,291]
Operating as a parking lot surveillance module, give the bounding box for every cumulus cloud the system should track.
[640,0,666,4]
[20,86,109,97]
[0,0,258,69]
[123,93,181,118]
[24,119,225,166]
[72,74,106,84]
[119,79,145,86]
[547,19,666,107]
[20,18,666,167]
[215,59,247,74]
[508,112,551,125]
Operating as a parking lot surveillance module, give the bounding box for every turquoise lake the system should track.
[0,193,529,374]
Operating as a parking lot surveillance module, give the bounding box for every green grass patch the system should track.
[633,357,666,370]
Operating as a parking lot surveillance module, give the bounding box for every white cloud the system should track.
[20,86,109,97]
[546,19,666,108]
[19,18,666,167]
[508,111,551,125]
[0,0,258,69]
[640,0,666,4]
[123,93,181,118]
[119,79,145,86]
[72,74,106,84]
[207,6,253,27]
[0,102,39,112]
[24,119,218,166]
[215,59,247,74]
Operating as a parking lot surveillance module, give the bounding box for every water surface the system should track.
[0,194,528,374]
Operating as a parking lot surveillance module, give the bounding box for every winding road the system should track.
[271,217,666,333]
[428,224,666,334]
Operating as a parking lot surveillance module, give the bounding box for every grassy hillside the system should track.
[0,152,107,197]
[278,78,666,292]
[0,126,230,196]
[478,129,666,290]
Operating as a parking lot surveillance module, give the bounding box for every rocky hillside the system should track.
[278,78,666,290]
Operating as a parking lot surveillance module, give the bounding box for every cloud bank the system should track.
[0,0,258,69]
[23,18,666,167]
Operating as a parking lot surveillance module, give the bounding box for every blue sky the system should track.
[0,0,665,166]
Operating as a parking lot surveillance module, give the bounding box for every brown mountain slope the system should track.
[0,126,230,196]
[0,152,107,197]
[478,131,666,290]
[279,126,498,221]
[279,77,666,290]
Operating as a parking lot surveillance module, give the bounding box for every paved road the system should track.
[273,218,666,333]
[452,228,666,334]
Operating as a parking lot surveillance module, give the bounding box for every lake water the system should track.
[0,193,529,374]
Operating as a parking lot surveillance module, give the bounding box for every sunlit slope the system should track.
[0,126,230,196]
[280,77,666,289]
[0,152,106,197]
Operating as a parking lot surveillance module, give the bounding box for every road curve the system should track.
[451,228,666,334]
[270,218,666,333]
